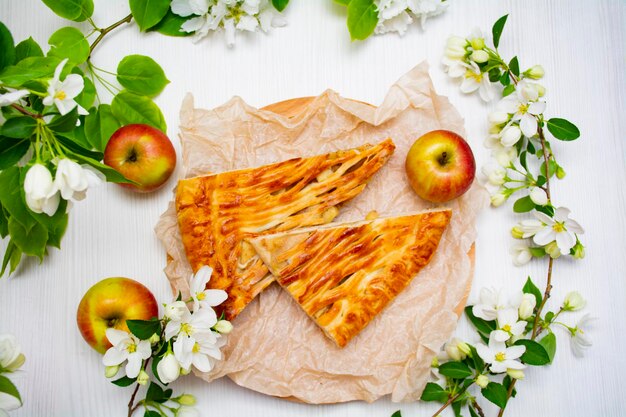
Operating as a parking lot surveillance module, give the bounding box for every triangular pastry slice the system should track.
[175,139,395,320]
[247,209,452,347]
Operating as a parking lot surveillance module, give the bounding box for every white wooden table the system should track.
[1,0,625,416]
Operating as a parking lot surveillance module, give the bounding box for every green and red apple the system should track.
[77,277,159,354]
[405,130,476,203]
[104,124,176,193]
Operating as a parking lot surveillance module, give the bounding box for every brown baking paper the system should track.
[155,62,489,403]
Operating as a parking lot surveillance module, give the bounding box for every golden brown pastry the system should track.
[175,139,395,320]
[248,209,452,347]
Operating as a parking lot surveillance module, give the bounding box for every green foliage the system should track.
[492,14,508,49]
[547,118,580,141]
[130,0,171,32]
[117,55,169,97]
[514,339,551,365]
[272,0,290,12]
[347,0,378,41]
[0,375,21,404]
[0,22,16,72]
[513,196,535,213]
[84,104,121,152]
[0,137,30,170]
[150,11,193,37]
[522,276,543,307]
[126,318,162,340]
[464,305,496,342]
[390,411,402,417]
[508,56,519,77]
[48,27,90,65]
[1,117,37,138]
[41,0,94,22]
[145,382,173,403]
[481,381,508,408]
[438,361,473,379]
[112,376,137,387]
[15,37,44,61]
[420,382,448,402]
[539,332,557,363]
[0,56,61,87]
[111,91,167,132]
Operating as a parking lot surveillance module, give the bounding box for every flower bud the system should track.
[556,166,566,179]
[488,111,509,126]
[214,320,233,334]
[137,369,150,386]
[526,65,545,80]
[470,50,489,64]
[500,125,522,147]
[445,36,467,59]
[529,187,548,206]
[5,353,25,372]
[490,191,508,207]
[105,365,120,378]
[563,291,586,311]
[431,355,439,368]
[482,163,506,186]
[511,226,524,239]
[178,407,200,417]
[0,335,24,372]
[506,368,525,380]
[180,366,191,376]
[535,84,546,97]
[177,394,197,406]
[493,147,517,167]
[510,243,532,267]
[24,163,60,216]
[571,241,585,260]
[149,333,160,345]
[157,353,181,384]
[164,301,188,321]
[475,374,489,388]
[544,241,561,259]
[518,293,537,320]
[469,37,485,50]
[444,338,468,361]
[457,341,471,357]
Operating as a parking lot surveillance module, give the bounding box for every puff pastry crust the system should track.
[175,139,395,320]
[248,210,452,347]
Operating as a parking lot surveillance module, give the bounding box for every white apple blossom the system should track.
[0,89,29,107]
[164,307,218,341]
[526,65,545,80]
[491,308,526,342]
[460,61,495,102]
[42,59,88,116]
[178,406,200,417]
[499,124,522,147]
[532,207,584,255]
[374,10,413,36]
[189,266,228,312]
[136,369,150,385]
[0,335,25,372]
[475,374,489,388]
[24,163,60,216]
[488,111,509,127]
[497,82,546,138]
[406,0,447,26]
[476,334,526,374]
[53,159,104,202]
[490,190,508,207]
[444,338,470,361]
[529,187,548,206]
[492,145,517,167]
[563,291,586,311]
[156,352,181,384]
[213,320,233,334]
[481,161,507,186]
[0,392,21,415]
[569,314,594,358]
[102,329,151,379]
[171,0,210,16]
[517,293,537,320]
[174,332,225,373]
[544,241,561,259]
[164,300,190,321]
[515,218,544,238]
[506,368,525,380]
[472,288,508,321]
[509,242,533,266]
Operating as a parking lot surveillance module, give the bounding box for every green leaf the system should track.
[390,411,402,417]
[8,216,48,260]
[347,0,378,41]
[0,167,36,230]
[126,318,161,340]
[48,27,89,66]
[84,104,121,152]
[0,22,16,72]
[335,0,352,4]
[508,56,519,77]
[465,306,496,339]
[111,91,167,132]
[513,196,535,213]
[47,108,79,133]
[150,10,193,37]
[272,0,289,11]
[502,375,517,398]
[522,276,542,307]
[117,55,169,97]
[546,118,580,141]
[492,14,508,49]
[438,362,472,379]
[41,0,94,22]
[56,130,104,160]
[112,376,136,387]
[0,203,8,238]
[68,151,135,184]
[499,70,510,86]
[535,174,546,187]
[420,382,448,402]
[481,382,508,408]
[15,37,44,61]
[519,151,528,170]
[502,84,515,97]
[528,246,546,258]
[0,375,21,404]
[539,332,556,363]
[451,401,462,417]
[146,381,170,403]
[130,0,171,31]
[514,339,550,366]
[1,116,37,138]
[1,241,21,277]
[540,159,557,178]
[0,136,30,169]
[0,56,61,88]
[75,74,96,109]
[468,345,484,370]
[144,411,161,417]
[468,405,480,417]
[29,198,68,249]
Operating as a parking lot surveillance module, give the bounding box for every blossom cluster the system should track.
[102,266,232,417]
[374,0,448,36]
[0,334,25,415]
[171,0,286,46]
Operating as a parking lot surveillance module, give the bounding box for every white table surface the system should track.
[1,0,625,416]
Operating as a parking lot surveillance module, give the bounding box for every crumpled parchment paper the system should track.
[155,62,489,403]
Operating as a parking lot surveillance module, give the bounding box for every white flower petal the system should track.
[102,346,127,366]
[528,100,546,115]
[533,228,556,246]
[520,114,538,137]
[125,353,143,378]
[105,328,130,346]
[556,231,575,254]
[505,345,526,360]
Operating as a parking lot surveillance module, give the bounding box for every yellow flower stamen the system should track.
[197,292,206,301]
[552,222,566,233]
[180,322,193,336]
[518,103,529,114]
[192,342,200,353]
[502,324,511,332]
[127,343,137,353]
[465,70,483,82]
[495,352,506,362]
[55,90,67,100]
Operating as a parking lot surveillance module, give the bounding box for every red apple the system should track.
[104,124,176,193]
[405,130,476,203]
[77,277,159,354]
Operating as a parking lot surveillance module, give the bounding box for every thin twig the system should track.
[472,400,486,417]
[127,358,151,417]
[89,14,133,57]
[431,386,469,417]
[10,103,40,118]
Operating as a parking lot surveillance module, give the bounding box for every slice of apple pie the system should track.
[247,210,452,347]
[175,139,395,320]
